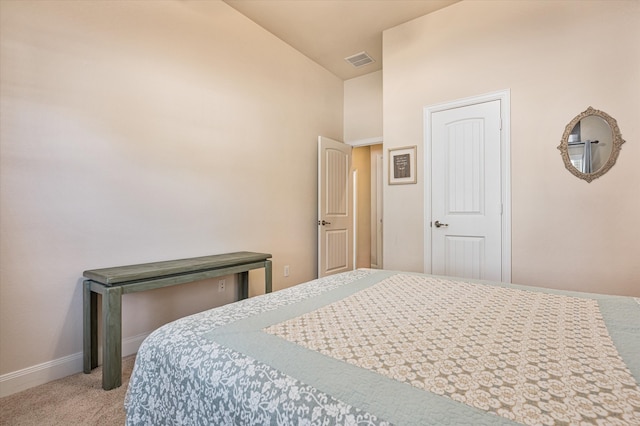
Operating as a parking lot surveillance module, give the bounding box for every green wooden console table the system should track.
[83,251,272,390]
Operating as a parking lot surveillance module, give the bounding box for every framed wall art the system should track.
[388,145,417,185]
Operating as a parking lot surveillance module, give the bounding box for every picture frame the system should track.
[388,145,417,185]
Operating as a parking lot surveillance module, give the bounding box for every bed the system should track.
[125,269,640,425]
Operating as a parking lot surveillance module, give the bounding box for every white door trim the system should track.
[374,153,383,269]
[353,169,358,270]
[346,136,383,147]
[423,90,511,282]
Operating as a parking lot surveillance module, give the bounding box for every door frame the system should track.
[423,90,511,282]
[373,152,383,268]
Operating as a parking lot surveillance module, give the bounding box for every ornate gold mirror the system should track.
[558,107,625,183]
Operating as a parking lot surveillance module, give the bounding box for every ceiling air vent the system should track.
[344,51,375,68]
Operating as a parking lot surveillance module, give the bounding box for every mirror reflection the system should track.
[567,115,613,174]
[558,107,625,183]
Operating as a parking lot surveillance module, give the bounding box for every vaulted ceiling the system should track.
[222,0,459,80]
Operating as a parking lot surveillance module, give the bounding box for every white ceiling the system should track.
[222,0,459,80]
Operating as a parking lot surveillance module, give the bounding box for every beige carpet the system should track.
[0,356,135,426]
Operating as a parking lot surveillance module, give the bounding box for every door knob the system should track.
[434,220,448,228]
[318,220,331,226]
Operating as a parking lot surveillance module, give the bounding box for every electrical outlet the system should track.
[218,279,226,292]
[284,265,290,277]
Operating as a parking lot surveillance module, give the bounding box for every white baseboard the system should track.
[0,332,149,398]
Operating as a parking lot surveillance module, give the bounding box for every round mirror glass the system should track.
[566,115,613,174]
[558,107,625,183]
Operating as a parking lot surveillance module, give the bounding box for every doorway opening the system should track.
[353,144,383,269]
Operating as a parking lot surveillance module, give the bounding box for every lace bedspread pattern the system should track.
[266,274,640,425]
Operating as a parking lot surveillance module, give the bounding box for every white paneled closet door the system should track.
[431,100,502,281]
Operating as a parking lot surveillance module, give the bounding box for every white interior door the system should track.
[431,100,503,281]
[318,136,353,277]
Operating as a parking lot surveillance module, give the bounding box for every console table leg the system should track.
[83,280,97,373]
[265,260,272,293]
[238,272,249,300]
[102,286,122,390]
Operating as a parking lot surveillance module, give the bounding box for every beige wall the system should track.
[344,70,383,143]
[344,71,383,269]
[383,0,640,296]
[0,0,343,385]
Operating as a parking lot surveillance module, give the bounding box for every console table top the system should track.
[83,251,272,286]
